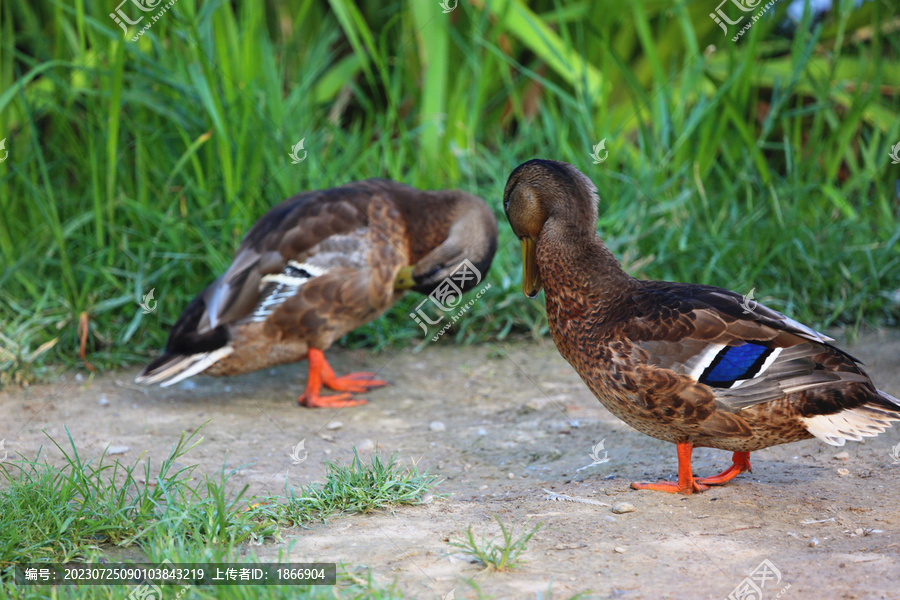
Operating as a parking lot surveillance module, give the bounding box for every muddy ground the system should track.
[2,330,900,599]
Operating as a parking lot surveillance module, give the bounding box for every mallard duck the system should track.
[503,159,900,494]
[136,179,497,407]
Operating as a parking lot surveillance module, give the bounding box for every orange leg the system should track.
[696,451,752,486]
[631,442,710,495]
[296,348,387,408]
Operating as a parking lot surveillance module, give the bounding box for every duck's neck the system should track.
[537,222,634,323]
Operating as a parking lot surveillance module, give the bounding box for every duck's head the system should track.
[503,159,599,298]
[395,192,498,295]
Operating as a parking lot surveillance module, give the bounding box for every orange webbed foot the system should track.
[630,442,711,495]
[631,480,709,494]
[297,391,367,408]
[324,372,388,393]
[696,451,752,486]
[296,348,382,408]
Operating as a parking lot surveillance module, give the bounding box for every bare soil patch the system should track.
[3,331,899,599]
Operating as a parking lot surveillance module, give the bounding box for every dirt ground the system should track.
[3,330,900,600]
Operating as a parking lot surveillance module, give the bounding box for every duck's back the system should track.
[136,180,412,385]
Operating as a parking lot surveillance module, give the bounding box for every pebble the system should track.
[75,373,84,382]
[809,537,819,548]
[614,546,627,553]
[854,528,864,536]
[98,395,109,406]
[326,421,343,430]
[477,428,487,436]
[178,380,197,390]
[833,451,850,461]
[107,445,130,455]
[611,502,636,514]
[359,439,375,451]
[507,472,515,479]
[836,468,850,477]
[429,421,446,432]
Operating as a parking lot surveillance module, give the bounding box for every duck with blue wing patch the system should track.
[136,179,497,407]
[503,159,900,494]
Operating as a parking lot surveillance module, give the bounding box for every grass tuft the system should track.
[281,448,440,525]
[448,515,541,571]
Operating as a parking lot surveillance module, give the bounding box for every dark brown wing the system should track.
[260,195,408,348]
[627,282,879,412]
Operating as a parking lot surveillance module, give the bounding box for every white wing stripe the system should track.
[685,343,726,380]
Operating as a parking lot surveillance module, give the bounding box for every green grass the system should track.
[0,428,437,599]
[448,515,541,571]
[0,1,898,381]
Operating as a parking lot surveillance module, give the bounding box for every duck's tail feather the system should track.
[801,389,900,447]
[135,346,234,387]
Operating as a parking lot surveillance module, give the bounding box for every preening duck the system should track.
[137,179,498,407]
[503,158,900,494]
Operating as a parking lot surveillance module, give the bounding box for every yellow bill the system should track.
[520,238,542,298]
[394,265,416,290]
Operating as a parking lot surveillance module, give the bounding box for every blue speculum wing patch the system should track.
[699,342,773,387]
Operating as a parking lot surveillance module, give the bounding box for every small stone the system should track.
[178,380,197,390]
[224,385,231,392]
[75,373,84,382]
[107,445,129,456]
[360,439,375,451]
[98,395,109,406]
[429,421,446,432]
[477,428,487,436]
[855,528,864,536]
[809,537,819,548]
[326,421,343,430]
[611,502,636,514]
[614,546,626,553]
[833,451,850,461]
[837,468,850,477]
[507,472,515,479]
[269,369,277,376]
